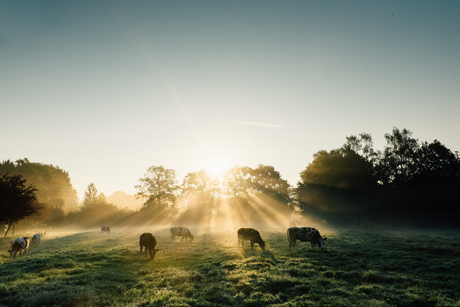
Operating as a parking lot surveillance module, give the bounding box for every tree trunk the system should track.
[4,222,12,237]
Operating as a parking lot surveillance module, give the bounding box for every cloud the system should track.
[229,120,285,128]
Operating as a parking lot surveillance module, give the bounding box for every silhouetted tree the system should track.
[295,139,377,224]
[0,173,44,236]
[296,128,460,228]
[135,166,179,222]
[0,159,79,227]
[374,128,420,186]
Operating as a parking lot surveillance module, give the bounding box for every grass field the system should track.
[1,227,459,307]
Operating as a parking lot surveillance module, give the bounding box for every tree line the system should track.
[296,128,460,227]
[1,127,459,232]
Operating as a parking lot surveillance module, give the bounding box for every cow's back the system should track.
[140,233,155,247]
[238,228,262,241]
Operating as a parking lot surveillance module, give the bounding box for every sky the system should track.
[1,1,459,201]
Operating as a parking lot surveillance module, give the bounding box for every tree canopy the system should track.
[296,128,460,227]
[0,173,43,236]
[0,159,79,226]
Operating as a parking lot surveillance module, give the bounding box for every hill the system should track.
[106,190,143,211]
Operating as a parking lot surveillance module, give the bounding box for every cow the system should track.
[287,227,327,251]
[170,227,194,242]
[8,237,30,259]
[101,225,111,234]
[237,228,265,250]
[31,233,42,246]
[139,233,159,260]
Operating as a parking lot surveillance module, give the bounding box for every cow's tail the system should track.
[287,228,291,245]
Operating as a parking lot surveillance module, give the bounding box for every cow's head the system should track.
[260,240,266,250]
[148,248,160,260]
[314,237,327,249]
[8,249,16,259]
[188,234,194,241]
[8,241,16,259]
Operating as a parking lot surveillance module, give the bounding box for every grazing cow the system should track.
[170,227,194,242]
[139,233,159,260]
[101,225,111,234]
[237,228,265,250]
[287,227,327,251]
[31,233,42,246]
[8,237,30,259]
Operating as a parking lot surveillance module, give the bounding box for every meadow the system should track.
[1,226,459,307]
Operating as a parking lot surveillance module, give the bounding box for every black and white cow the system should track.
[170,227,194,242]
[31,233,42,246]
[101,225,111,234]
[8,237,30,259]
[287,227,327,251]
[237,228,265,250]
[140,233,159,260]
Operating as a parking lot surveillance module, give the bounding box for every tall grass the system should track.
[1,227,459,306]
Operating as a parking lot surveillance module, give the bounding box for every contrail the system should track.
[230,120,285,128]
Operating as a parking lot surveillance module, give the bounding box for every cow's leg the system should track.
[250,241,254,250]
[310,242,315,249]
[289,239,296,252]
[181,236,185,243]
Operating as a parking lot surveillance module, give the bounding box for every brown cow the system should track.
[8,237,30,259]
[237,228,265,250]
[139,233,159,260]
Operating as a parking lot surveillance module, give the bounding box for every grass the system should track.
[1,227,459,306]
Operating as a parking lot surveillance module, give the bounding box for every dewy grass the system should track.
[1,228,460,306]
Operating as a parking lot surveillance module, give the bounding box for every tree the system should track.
[0,173,43,236]
[299,148,374,190]
[247,165,293,226]
[71,183,121,227]
[374,128,420,186]
[295,139,376,224]
[221,165,293,226]
[135,166,179,221]
[82,183,100,207]
[177,170,221,225]
[0,159,79,226]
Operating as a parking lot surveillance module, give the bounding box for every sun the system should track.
[206,157,229,179]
